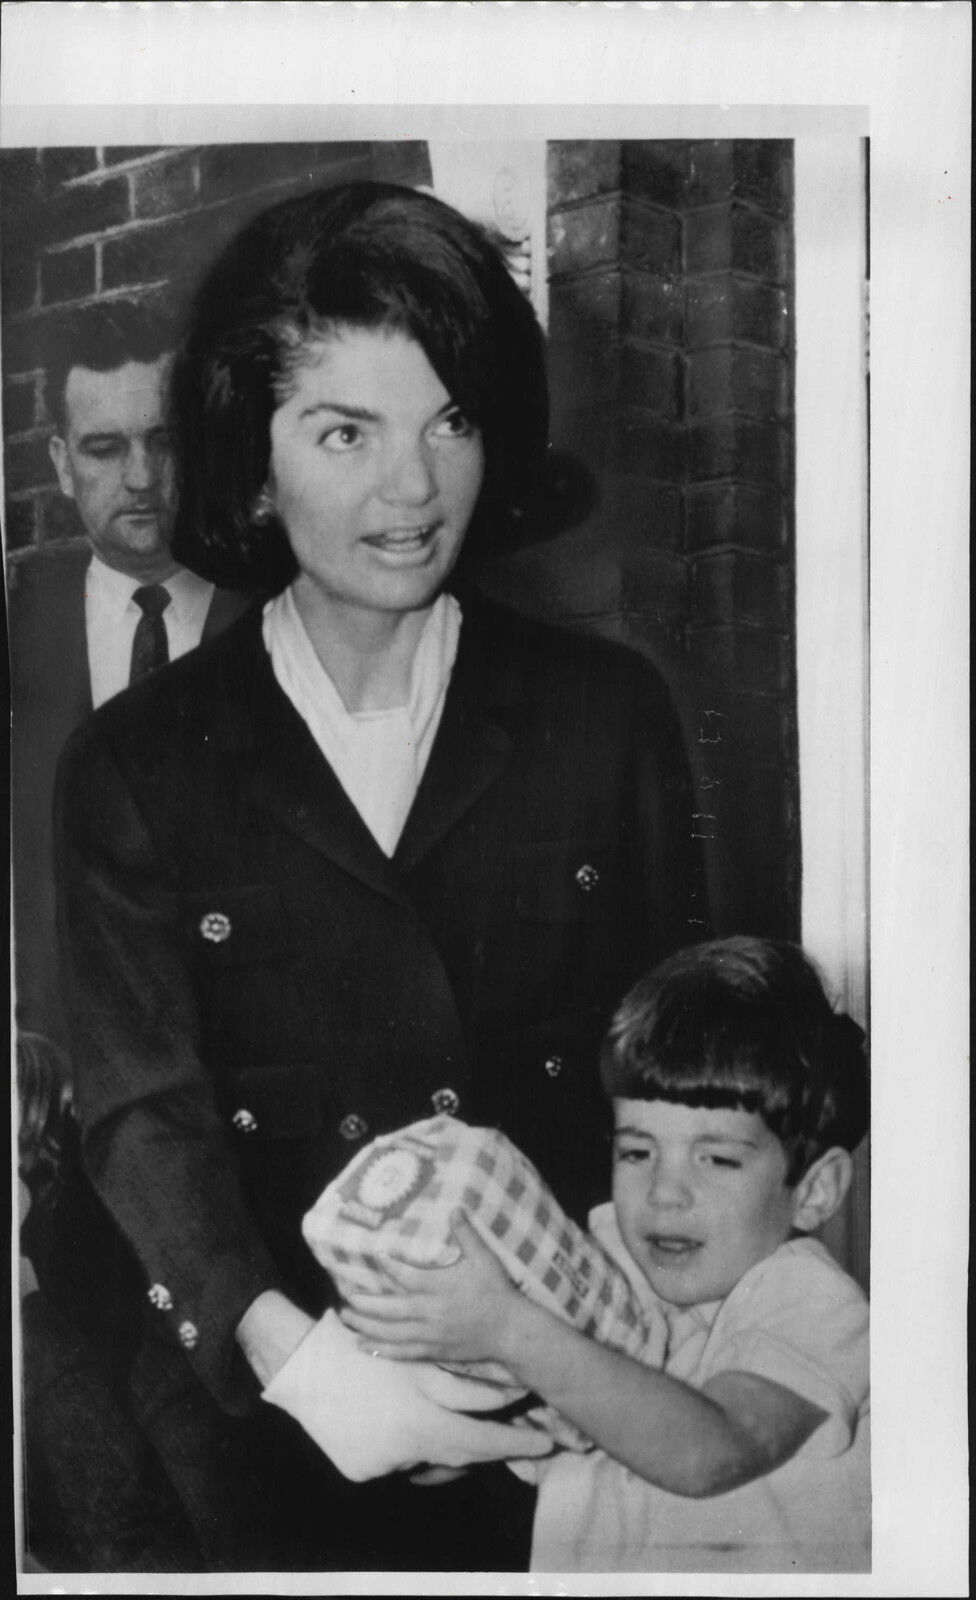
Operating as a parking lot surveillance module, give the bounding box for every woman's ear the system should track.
[251,486,275,526]
[790,1147,854,1234]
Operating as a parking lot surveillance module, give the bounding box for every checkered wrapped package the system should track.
[302,1115,663,1395]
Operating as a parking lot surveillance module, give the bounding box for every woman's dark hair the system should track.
[170,181,549,592]
[600,937,869,1185]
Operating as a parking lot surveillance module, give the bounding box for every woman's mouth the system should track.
[363,523,438,556]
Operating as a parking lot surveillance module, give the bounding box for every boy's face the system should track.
[612,1098,801,1306]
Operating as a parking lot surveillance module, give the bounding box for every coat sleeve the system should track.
[54,723,284,1414]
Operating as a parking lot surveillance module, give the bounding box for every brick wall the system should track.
[479,139,798,938]
[1,138,797,938]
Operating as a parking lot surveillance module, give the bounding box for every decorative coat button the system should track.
[148,1283,173,1312]
[178,1320,199,1350]
[543,1055,564,1078]
[431,1087,460,1116]
[200,912,232,944]
[232,1108,258,1134]
[339,1113,368,1142]
[574,864,600,892]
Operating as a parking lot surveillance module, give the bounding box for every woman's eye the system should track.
[321,423,362,451]
[433,409,474,440]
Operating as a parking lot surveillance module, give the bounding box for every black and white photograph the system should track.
[2,4,968,1594]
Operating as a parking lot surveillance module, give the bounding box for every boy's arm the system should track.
[341,1213,827,1499]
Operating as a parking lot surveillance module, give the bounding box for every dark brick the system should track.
[41,147,100,188]
[621,271,684,344]
[722,692,795,761]
[685,482,787,553]
[2,496,38,550]
[732,141,793,214]
[40,244,96,305]
[603,475,683,552]
[102,216,199,290]
[688,140,792,215]
[548,337,622,415]
[39,492,85,543]
[4,431,55,495]
[686,276,790,349]
[548,197,679,278]
[368,141,431,187]
[689,551,789,627]
[548,271,623,342]
[619,412,685,479]
[687,624,789,696]
[686,346,790,420]
[132,152,199,220]
[687,416,789,484]
[621,344,681,420]
[685,203,789,281]
[2,306,77,374]
[0,246,38,316]
[3,377,40,435]
[2,149,43,206]
[43,175,130,247]
[547,141,622,207]
[104,147,167,167]
[620,546,688,619]
[198,142,372,204]
[622,142,690,210]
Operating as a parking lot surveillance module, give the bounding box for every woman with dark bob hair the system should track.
[54,181,703,1572]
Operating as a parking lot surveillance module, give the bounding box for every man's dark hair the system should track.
[169,180,550,593]
[46,300,175,434]
[600,937,869,1185]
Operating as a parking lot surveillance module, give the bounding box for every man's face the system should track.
[49,356,178,582]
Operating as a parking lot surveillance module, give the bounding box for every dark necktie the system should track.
[129,585,171,686]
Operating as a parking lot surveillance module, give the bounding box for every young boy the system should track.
[342,938,871,1572]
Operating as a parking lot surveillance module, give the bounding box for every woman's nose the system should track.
[379,439,437,506]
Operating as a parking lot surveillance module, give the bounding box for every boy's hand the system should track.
[340,1211,523,1365]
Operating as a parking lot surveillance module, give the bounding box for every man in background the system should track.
[9,301,253,1571]
[9,300,251,1047]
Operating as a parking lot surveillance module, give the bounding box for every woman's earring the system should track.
[252,489,274,526]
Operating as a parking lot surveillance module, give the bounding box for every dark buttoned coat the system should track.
[9,542,252,1048]
[55,595,703,1414]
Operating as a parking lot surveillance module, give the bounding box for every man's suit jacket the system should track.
[55,595,704,1412]
[8,542,252,1047]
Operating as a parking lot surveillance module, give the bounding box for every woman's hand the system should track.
[340,1210,524,1365]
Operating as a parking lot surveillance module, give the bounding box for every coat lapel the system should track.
[394,600,520,872]
[214,615,412,908]
[212,600,522,896]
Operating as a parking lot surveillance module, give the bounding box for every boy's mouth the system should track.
[644,1235,703,1265]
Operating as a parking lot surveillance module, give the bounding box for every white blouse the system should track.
[262,586,461,857]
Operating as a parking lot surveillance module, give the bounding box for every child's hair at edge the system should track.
[600,936,869,1186]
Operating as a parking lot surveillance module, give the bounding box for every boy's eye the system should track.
[703,1153,742,1170]
[614,1145,649,1165]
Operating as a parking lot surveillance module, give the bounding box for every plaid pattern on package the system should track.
[302,1116,665,1398]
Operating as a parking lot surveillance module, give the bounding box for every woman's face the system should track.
[266,326,485,621]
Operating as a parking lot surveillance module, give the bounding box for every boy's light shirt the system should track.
[589,1199,865,1455]
[525,1204,871,1573]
